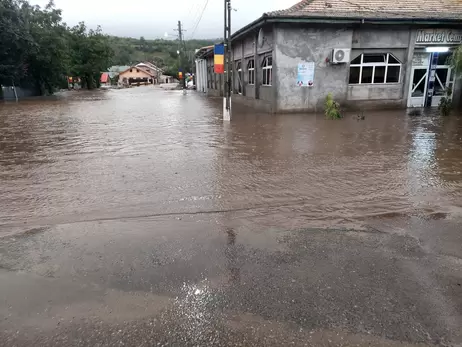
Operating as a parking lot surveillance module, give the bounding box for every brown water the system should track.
[2,87,462,346]
[0,87,461,232]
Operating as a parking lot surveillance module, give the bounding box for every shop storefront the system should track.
[408,29,462,107]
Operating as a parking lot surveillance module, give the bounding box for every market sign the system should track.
[415,29,462,45]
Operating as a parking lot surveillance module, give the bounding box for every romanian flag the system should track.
[214,44,225,74]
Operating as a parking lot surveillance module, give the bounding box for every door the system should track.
[431,67,453,107]
[408,67,428,107]
[236,62,242,94]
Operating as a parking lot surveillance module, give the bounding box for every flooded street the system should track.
[1,87,462,346]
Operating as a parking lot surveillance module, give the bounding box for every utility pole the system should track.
[174,21,186,90]
[223,0,231,121]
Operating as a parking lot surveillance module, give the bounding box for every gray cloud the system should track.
[31,0,297,39]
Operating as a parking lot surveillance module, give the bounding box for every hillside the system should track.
[109,36,216,75]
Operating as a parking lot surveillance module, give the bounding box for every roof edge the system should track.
[231,15,462,41]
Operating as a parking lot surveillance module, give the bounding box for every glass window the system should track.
[262,56,272,86]
[388,55,400,64]
[386,66,400,83]
[349,53,401,85]
[361,67,373,84]
[247,59,255,85]
[374,66,386,83]
[437,52,451,66]
[349,67,360,84]
[351,55,361,64]
[363,54,386,63]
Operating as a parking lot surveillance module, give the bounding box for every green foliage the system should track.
[450,45,462,76]
[438,86,453,117]
[109,36,216,76]
[325,93,342,119]
[0,0,113,94]
[68,22,113,89]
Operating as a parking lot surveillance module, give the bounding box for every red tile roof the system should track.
[266,0,462,20]
[100,72,110,83]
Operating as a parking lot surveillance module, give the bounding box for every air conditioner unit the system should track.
[332,48,351,64]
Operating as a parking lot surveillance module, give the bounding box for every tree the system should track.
[68,22,113,89]
[21,1,69,94]
[0,0,113,94]
[0,0,33,86]
[450,45,462,75]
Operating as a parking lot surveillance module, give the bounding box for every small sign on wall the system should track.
[297,62,315,87]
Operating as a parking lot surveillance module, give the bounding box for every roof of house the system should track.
[266,0,462,20]
[119,66,156,77]
[232,0,462,40]
[100,72,110,83]
[195,44,220,59]
[136,62,163,72]
[108,65,131,73]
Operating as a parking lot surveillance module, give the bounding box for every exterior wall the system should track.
[159,75,175,84]
[229,24,275,112]
[274,24,353,112]
[195,59,208,93]
[119,68,154,83]
[1,86,39,100]
[226,22,462,113]
[137,66,160,83]
[346,26,412,109]
[273,24,462,112]
[205,55,223,97]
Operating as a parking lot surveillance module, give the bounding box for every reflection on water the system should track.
[0,88,461,230]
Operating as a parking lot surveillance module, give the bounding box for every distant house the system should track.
[136,62,163,84]
[107,65,131,80]
[100,72,110,87]
[118,66,156,87]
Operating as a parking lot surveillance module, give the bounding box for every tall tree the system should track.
[21,1,69,94]
[451,46,462,75]
[0,0,113,94]
[0,0,32,86]
[68,22,113,89]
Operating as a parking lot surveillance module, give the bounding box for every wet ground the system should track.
[1,86,461,346]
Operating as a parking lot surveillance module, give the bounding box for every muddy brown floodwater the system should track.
[1,87,462,346]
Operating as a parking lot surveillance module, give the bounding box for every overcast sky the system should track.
[31,0,298,39]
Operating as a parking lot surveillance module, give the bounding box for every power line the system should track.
[187,0,205,32]
[183,0,200,26]
[189,0,209,39]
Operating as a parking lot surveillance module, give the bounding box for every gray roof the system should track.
[265,0,462,20]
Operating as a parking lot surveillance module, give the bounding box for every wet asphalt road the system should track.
[0,86,462,346]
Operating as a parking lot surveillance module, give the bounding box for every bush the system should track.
[438,87,452,117]
[325,93,342,119]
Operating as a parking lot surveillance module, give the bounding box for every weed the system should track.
[325,93,342,119]
[438,86,452,117]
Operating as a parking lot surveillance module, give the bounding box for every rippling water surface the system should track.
[1,87,461,230]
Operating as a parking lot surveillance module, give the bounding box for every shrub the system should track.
[438,86,452,117]
[325,93,342,119]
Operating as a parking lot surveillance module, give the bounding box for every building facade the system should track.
[118,66,156,86]
[195,0,462,113]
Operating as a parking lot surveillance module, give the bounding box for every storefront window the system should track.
[349,53,402,84]
[437,52,451,66]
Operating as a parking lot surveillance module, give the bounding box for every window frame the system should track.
[262,56,272,86]
[236,61,243,94]
[247,59,255,85]
[349,53,402,85]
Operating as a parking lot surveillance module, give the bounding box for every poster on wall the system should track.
[297,62,315,87]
